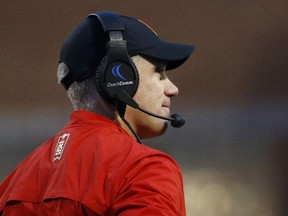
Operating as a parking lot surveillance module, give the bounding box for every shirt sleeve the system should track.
[109,154,186,216]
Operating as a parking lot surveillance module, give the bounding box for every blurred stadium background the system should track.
[1,1,287,215]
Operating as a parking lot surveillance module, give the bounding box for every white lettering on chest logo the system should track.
[53,133,70,162]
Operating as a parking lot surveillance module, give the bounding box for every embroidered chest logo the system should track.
[53,133,70,162]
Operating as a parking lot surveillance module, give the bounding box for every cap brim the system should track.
[138,41,195,71]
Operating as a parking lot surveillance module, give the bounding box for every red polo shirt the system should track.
[0,110,186,215]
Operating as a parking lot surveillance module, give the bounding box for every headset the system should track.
[88,11,139,104]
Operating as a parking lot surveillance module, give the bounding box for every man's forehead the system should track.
[142,56,167,67]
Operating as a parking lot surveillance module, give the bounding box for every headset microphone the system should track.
[170,113,186,128]
[116,90,185,128]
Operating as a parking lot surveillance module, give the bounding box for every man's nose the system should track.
[165,79,179,97]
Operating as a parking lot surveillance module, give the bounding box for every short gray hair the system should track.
[57,56,141,119]
[57,62,116,119]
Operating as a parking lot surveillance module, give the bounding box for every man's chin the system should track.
[141,121,168,139]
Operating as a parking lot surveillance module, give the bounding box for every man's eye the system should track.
[157,71,167,80]
[155,63,167,79]
[156,67,163,73]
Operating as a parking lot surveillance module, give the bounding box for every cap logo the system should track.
[138,19,158,36]
[112,64,126,80]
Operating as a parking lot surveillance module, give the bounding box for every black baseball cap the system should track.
[59,11,195,89]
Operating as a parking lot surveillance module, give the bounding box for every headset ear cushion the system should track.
[95,55,139,104]
[95,56,107,97]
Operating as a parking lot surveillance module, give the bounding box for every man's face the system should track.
[124,56,179,139]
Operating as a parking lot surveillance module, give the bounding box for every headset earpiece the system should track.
[91,12,139,104]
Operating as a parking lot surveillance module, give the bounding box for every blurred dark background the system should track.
[1,1,287,215]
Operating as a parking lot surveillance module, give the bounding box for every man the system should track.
[0,11,194,215]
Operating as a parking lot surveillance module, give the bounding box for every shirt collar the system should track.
[68,110,116,126]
